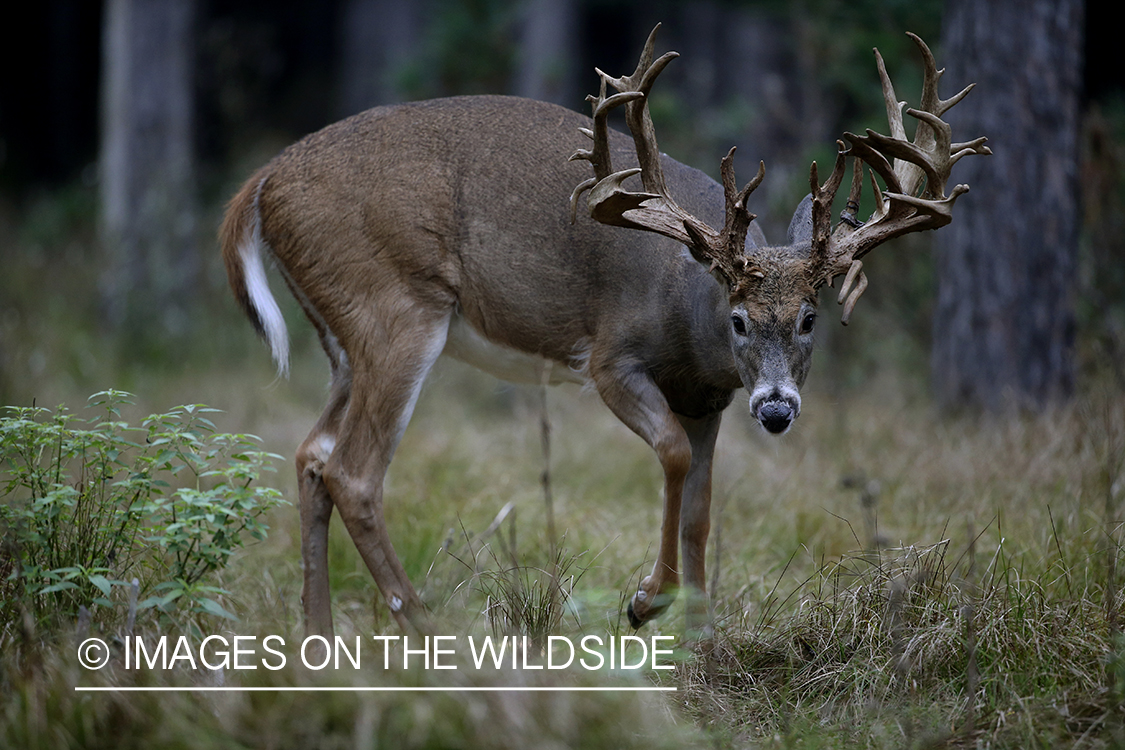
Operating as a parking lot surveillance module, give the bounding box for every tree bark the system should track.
[337,0,422,115]
[100,0,197,336]
[931,0,1083,409]
[514,0,578,107]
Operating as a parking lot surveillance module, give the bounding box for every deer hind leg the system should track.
[677,412,721,643]
[295,366,350,641]
[591,364,692,629]
[319,309,451,635]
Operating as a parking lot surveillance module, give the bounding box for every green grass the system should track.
[5,341,1122,747]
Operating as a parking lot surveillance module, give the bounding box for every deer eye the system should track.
[799,312,817,335]
[731,314,747,336]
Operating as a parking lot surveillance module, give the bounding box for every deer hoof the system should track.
[627,597,645,629]
[627,584,675,628]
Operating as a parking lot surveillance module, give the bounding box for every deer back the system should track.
[231,95,759,406]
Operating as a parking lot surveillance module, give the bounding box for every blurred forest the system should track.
[0,0,1121,408]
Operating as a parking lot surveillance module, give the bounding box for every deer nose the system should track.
[756,399,795,434]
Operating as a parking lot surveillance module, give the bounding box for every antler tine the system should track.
[843,155,865,224]
[722,149,764,231]
[838,260,868,324]
[873,48,906,139]
[807,143,874,325]
[813,32,990,322]
[873,42,927,201]
[823,157,869,323]
[568,85,646,222]
[807,142,848,273]
[909,32,974,120]
[570,24,765,292]
[604,24,681,197]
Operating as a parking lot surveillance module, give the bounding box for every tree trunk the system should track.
[514,0,578,107]
[100,0,197,336]
[931,0,1083,409]
[337,0,422,115]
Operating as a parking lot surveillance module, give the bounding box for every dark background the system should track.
[0,0,1119,408]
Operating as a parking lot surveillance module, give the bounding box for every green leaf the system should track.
[157,589,184,606]
[196,597,237,620]
[88,574,113,598]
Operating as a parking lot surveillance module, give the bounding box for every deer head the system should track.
[571,26,991,433]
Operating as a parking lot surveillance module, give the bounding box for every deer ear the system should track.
[786,194,814,247]
[746,218,768,251]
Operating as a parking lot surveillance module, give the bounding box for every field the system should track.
[3,301,1123,748]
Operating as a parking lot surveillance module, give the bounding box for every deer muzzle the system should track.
[750,389,801,435]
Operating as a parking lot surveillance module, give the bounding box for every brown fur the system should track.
[220,96,822,638]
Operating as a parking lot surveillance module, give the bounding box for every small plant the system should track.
[0,390,285,635]
[473,543,590,645]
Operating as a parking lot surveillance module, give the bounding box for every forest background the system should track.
[2,1,1124,748]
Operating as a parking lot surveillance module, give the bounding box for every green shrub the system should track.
[0,391,285,635]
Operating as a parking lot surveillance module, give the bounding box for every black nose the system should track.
[757,400,794,434]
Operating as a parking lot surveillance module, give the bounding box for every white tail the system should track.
[224,177,289,375]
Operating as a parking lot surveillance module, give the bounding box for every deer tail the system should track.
[219,172,289,376]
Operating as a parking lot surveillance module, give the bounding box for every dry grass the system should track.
[3,329,1124,746]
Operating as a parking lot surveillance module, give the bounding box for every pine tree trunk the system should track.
[514,0,578,107]
[100,0,197,336]
[931,0,1083,409]
[337,0,422,115]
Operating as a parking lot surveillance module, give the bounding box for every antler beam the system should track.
[570,25,765,294]
[811,32,991,322]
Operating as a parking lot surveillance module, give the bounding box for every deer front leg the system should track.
[677,412,721,643]
[592,364,692,628]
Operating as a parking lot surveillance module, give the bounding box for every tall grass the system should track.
[388,365,1124,747]
[2,345,1119,746]
[3,332,1123,748]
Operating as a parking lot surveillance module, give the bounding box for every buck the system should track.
[220,27,988,638]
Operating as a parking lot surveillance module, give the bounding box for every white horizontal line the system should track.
[75,686,676,693]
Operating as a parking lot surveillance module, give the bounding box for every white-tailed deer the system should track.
[220,27,988,637]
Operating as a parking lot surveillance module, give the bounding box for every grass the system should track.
[4,337,1122,747]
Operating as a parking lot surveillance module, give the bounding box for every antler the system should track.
[569,25,766,294]
[810,32,992,323]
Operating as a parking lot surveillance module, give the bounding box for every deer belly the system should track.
[442,310,587,386]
